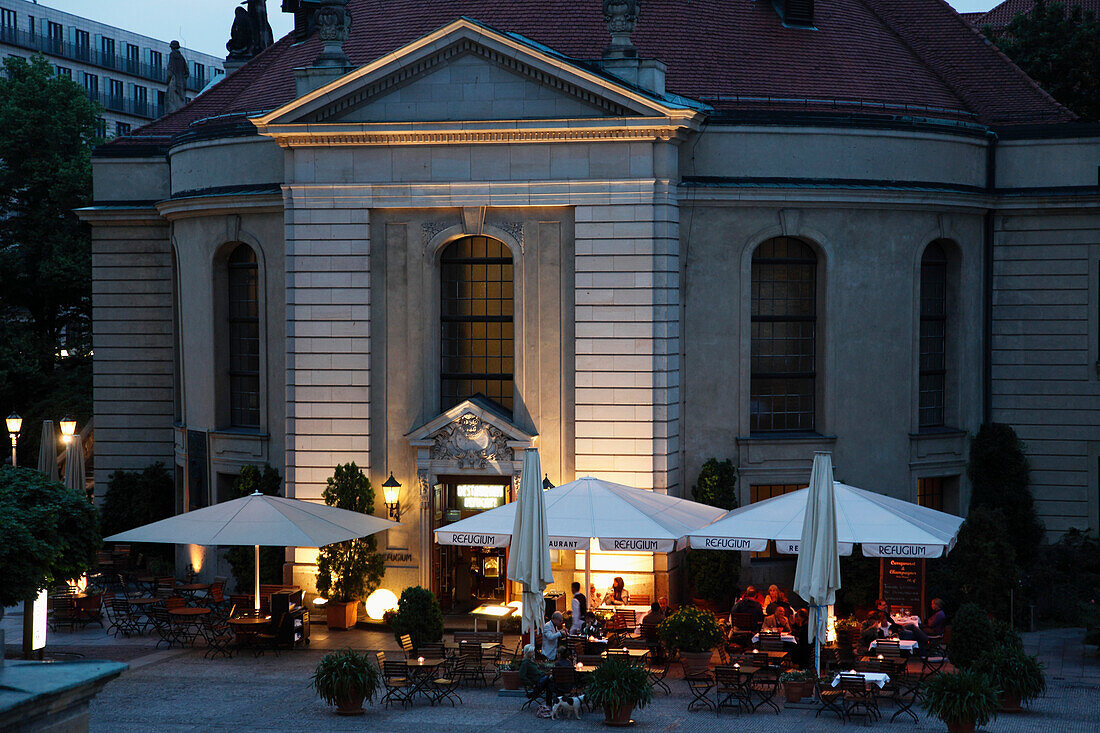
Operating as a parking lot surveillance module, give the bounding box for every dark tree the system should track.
[226,464,285,589]
[686,458,740,605]
[985,1,1100,121]
[315,463,385,603]
[967,423,1045,567]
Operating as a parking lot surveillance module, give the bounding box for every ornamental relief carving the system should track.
[429,412,514,467]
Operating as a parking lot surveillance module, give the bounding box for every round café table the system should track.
[175,583,211,602]
[228,616,272,649]
[169,606,211,644]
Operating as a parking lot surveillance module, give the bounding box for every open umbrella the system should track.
[62,434,84,495]
[793,452,841,676]
[104,492,400,612]
[38,420,58,481]
[436,476,726,600]
[506,448,555,648]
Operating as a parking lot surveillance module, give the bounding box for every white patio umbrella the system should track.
[436,476,727,601]
[506,448,555,648]
[688,480,964,559]
[38,420,58,481]
[104,492,400,612]
[62,434,84,495]
[793,452,842,676]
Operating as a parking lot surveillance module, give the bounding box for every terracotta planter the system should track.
[946,721,976,733]
[783,681,811,703]
[603,702,635,726]
[334,693,365,715]
[501,670,521,690]
[1000,693,1022,712]
[679,650,713,678]
[326,600,358,630]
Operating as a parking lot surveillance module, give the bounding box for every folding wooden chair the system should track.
[840,673,880,724]
[816,676,846,721]
[199,612,235,659]
[684,671,716,712]
[400,633,415,658]
[381,660,412,708]
[430,656,465,706]
[714,665,751,716]
[750,665,781,714]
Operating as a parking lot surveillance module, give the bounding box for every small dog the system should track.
[551,694,584,720]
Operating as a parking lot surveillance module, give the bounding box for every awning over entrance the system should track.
[434,476,726,553]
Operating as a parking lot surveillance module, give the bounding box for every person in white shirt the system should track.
[569,581,587,634]
[542,611,563,660]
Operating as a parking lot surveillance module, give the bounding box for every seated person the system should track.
[861,611,891,646]
[761,605,791,633]
[765,591,795,616]
[518,644,544,691]
[641,601,665,627]
[605,576,630,606]
[581,611,604,639]
[729,586,764,629]
[532,646,574,706]
[761,584,782,612]
[790,607,809,633]
[923,598,947,638]
[658,596,671,614]
[873,598,930,649]
[589,583,603,608]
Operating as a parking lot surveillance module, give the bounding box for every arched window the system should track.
[440,236,514,414]
[919,242,948,428]
[227,244,260,428]
[750,237,817,433]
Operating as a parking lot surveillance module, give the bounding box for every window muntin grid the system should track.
[440,236,514,414]
[227,244,260,429]
[917,476,944,511]
[919,242,948,428]
[751,237,817,433]
[749,483,809,558]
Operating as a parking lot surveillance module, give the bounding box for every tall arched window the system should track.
[750,237,817,433]
[440,236,514,414]
[227,244,260,428]
[919,242,948,428]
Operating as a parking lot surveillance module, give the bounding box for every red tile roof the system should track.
[108,0,1074,151]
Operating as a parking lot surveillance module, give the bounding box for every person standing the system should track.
[570,581,587,633]
[542,611,564,660]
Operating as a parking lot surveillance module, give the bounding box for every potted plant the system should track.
[657,605,723,677]
[310,649,381,715]
[923,669,999,733]
[315,463,386,630]
[974,644,1045,711]
[585,655,653,726]
[390,586,444,650]
[779,669,815,702]
[499,659,521,690]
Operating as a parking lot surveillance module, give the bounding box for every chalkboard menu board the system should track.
[879,558,925,617]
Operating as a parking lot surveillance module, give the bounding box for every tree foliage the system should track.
[226,464,285,590]
[100,463,175,537]
[986,0,1100,121]
[0,55,99,462]
[390,586,444,650]
[930,507,1017,620]
[0,466,99,606]
[315,463,385,603]
[686,458,740,604]
[967,423,1044,567]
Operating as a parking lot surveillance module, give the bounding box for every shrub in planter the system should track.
[498,659,521,690]
[947,603,995,669]
[779,669,815,702]
[658,605,723,677]
[391,585,444,650]
[686,459,740,607]
[923,669,998,733]
[973,645,1045,710]
[310,649,381,715]
[586,655,653,724]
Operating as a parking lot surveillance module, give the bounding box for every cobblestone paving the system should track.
[6,613,1097,732]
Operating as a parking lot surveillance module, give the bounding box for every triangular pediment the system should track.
[406,397,536,468]
[253,18,702,129]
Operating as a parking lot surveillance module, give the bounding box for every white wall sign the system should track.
[32,589,48,651]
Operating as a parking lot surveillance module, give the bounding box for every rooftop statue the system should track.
[166,40,189,113]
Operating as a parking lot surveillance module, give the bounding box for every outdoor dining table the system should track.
[404,658,446,702]
[831,671,890,688]
[869,639,919,653]
[601,648,649,660]
[751,633,797,644]
[168,607,211,618]
[175,583,210,601]
[228,616,271,647]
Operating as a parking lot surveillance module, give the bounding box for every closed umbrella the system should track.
[104,492,400,612]
[63,434,84,495]
[793,452,842,676]
[506,448,555,648]
[38,420,58,481]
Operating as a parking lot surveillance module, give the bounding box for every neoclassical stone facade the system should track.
[81,2,1100,598]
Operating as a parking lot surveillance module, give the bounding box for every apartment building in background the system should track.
[0,0,224,138]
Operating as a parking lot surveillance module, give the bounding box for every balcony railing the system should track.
[86,90,164,120]
[1,25,211,92]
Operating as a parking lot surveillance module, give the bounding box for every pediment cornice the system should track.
[406,398,536,469]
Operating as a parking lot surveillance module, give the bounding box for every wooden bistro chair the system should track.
[816,676,846,721]
[107,593,143,637]
[199,612,235,659]
[714,665,752,716]
[430,656,465,707]
[457,642,488,687]
[840,673,881,724]
[380,658,413,709]
[749,665,781,714]
[757,631,790,668]
[400,633,415,658]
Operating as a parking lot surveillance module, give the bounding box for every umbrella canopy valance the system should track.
[689,481,964,559]
[435,476,727,553]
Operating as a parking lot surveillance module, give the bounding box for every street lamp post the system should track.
[6,413,22,466]
[382,472,401,520]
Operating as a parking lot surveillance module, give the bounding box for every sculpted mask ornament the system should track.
[430,412,514,468]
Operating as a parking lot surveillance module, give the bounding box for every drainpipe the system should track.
[982,132,998,425]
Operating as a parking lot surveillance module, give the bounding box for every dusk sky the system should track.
[36,0,998,58]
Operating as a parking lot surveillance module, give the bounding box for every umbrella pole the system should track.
[254,544,260,613]
[584,544,591,612]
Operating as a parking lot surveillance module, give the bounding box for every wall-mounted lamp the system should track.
[543,473,554,490]
[382,472,401,519]
[60,416,77,445]
[6,413,21,466]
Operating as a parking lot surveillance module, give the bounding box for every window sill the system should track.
[908,427,966,439]
[737,432,837,444]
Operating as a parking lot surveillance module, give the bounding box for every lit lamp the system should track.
[382,472,401,519]
[60,416,77,445]
[6,413,21,467]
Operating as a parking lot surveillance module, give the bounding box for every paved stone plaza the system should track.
[4,613,1097,732]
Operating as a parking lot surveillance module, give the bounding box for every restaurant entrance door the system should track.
[432,477,513,612]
